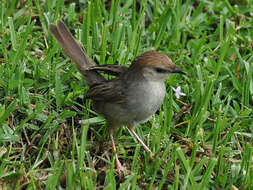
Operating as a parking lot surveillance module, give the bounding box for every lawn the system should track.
[0,0,252,189]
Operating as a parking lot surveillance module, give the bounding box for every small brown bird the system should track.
[49,20,186,175]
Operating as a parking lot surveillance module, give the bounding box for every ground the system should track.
[0,0,252,189]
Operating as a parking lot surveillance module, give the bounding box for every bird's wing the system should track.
[86,80,125,103]
[88,65,128,76]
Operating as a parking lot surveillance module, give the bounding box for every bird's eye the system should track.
[155,68,168,73]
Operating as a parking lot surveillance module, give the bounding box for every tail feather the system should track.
[49,20,105,85]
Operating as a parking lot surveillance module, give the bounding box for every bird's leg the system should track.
[109,131,124,176]
[128,126,155,159]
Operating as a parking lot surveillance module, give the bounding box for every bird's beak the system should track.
[172,67,187,75]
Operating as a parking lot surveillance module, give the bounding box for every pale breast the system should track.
[93,79,166,128]
[125,80,166,124]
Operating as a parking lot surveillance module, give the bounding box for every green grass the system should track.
[0,0,253,189]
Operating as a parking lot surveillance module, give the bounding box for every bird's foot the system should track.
[150,152,155,160]
[149,152,161,161]
[115,156,125,177]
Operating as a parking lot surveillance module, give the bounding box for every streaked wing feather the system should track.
[88,65,128,76]
[86,80,124,103]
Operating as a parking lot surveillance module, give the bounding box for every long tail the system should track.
[49,20,105,85]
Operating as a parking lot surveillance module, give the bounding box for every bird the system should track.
[49,20,186,175]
